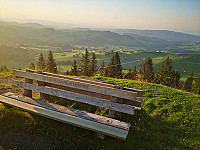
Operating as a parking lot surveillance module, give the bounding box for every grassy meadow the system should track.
[0,72,199,149]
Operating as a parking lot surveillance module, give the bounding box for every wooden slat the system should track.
[26,69,143,97]
[13,81,135,115]
[13,70,137,101]
[44,83,142,110]
[0,94,129,140]
[2,92,131,130]
[23,70,33,97]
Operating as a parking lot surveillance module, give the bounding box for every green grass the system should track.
[0,74,199,149]
[0,72,13,78]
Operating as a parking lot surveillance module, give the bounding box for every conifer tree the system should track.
[66,70,70,75]
[155,57,173,86]
[132,66,137,80]
[143,57,154,82]
[184,72,193,92]
[46,51,57,73]
[81,49,90,76]
[171,70,181,88]
[71,59,78,76]
[99,61,105,76]
[192,74,200,94]
[107,55,115,77]
[37,53,46,71]
[124,68,132,79]
[29,62,35,70]
[90,52,97,76]
[104,67,109,77]
[114,52,122,78]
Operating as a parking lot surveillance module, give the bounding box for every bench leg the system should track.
[23,70,33,98]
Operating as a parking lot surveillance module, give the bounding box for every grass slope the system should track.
[0,45,32,69]
[0,72,199,149]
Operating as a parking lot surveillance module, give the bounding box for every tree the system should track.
[81,49,90,76]
[107,52,122,78]
[184,72,193,92]
[192,74,200,94]
[66,70,70,75]
[132,66,137,80]
[37,53,46,71]
[171,70,181,88]
[90,52,97,76]
[155,57,173,86]
[143,57,154,82]
[29,62,35,70]
[107,55,115,77]
[114,52,122,78]
[124,68,132,79]
[99,61,105,76]
[71,59,78,76]
[46,51,57,73]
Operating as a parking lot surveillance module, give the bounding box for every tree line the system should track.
[69,49,200,95]
[29,51,58,74]
[0,48,199,95]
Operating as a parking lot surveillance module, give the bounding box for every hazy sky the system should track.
[0,0,200,34]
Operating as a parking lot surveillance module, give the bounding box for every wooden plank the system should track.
[13,81,135,115]
[36,71,49,99]
[23,70,33,97]
[13,70,137,101]
[123,87,143,97]
[44,83,142,110]
[109,86,124,119]
[26,70,143,106]
[27,69,143,97]
[0,94,129,140]
[2,92,131,130]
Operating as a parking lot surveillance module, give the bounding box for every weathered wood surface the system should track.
[37,71,49,99]
[23,70,33,97]
[0,93,130,140]
[13,70,137,101]
[27,69,143,97]
[13,81,135,115]
[44,82,142,110]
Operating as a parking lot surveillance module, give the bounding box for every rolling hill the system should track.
[0,20,180,50]
[113,29,200,42]
[0,45,32,69]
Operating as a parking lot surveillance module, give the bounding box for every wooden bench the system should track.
[0,69,143,140]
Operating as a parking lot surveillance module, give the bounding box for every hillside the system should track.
[0,72,199,149]
[0,45,32,69]
[113,29,200,42]
[0,20,180,50]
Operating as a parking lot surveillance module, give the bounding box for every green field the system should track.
[53,50,200,78]
[0,72,199,149]
[0,44,200,79]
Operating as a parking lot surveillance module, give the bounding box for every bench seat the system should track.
[0,92,131,140]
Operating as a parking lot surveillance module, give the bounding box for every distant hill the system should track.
[0,20,180,50]
[113,29,200,42]
[0,45,32,69]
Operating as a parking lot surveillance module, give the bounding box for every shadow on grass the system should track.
[0,103,196,150]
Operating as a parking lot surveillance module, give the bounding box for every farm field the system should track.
[1,44,200,79]
[0,72,199,149]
